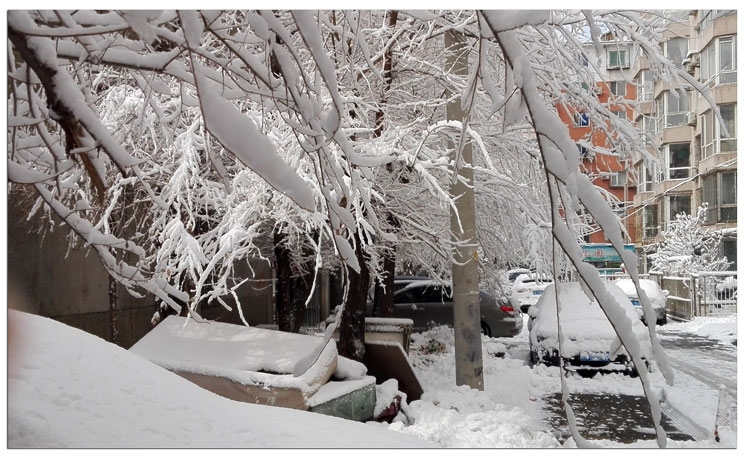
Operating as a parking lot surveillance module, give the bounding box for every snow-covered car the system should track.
[327,277,523,338]
[527,282,651,376]
[613,279,668,325]
[506,268,532,283]
[510,273,553,313]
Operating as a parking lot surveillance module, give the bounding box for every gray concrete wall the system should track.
[7,195,159,347]
[7,194,275,347]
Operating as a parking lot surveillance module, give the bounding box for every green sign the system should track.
[581,244,635,263]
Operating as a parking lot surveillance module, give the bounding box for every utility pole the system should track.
[445,29,484,390]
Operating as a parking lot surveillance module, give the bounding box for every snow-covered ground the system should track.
[5,309,738,448]
[392,313,738,448]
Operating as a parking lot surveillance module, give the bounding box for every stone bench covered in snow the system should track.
[129,315,375,418]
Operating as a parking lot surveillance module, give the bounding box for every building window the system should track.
[668,194,691,220]
[636,69,654,102]
[701,104,737,158]
[719,104,737,152]
[577,144,590,159]
[719,36,737,83]
[701,35,737,86]
[608,49,628,68]
[720,172,737,221]
[643,204,658,238]
[665,143,691,179]
[704,172,737,223]
[610,171,626,187]
[641,115,657,146]
[610,81,626,97]
[665,90,690,127]
[721,238,737,271]
[655,98,665,132]
[665,37,688,67]
[637,161,656,193]
[574,112,589,127]
[578,52,589,67]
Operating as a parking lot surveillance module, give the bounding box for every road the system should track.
[536,327,736,445]
[658,331,737,393]
[656,329,737,441]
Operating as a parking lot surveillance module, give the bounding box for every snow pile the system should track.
[129,315,337,396]
[663,315,738,345]
[5,310,735,448]
[6,310,430,448]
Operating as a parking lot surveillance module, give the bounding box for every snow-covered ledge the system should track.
[129,316,339,410]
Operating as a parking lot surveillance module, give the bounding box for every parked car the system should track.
[327,277,523,338]
[528,282,651,376]
[506,268,532,283]
[613,278,668,325]
[510,273,553,313]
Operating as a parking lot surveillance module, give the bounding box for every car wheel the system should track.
[481,322,491,338]
[659,313,667,326]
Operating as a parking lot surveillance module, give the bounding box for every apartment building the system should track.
[631,10,737,272]
[560,32,640,245]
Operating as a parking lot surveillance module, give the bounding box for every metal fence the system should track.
[692,271,738,317]
[603,271,737,321]
[658,275,695,320]
[655,271,737,320]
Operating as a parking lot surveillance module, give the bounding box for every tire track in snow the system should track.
[665,354,736,392]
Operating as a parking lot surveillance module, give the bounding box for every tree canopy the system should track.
[8,10,712,447]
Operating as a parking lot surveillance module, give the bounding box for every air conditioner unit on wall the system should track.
[593,86,603,95]
[686,112,697,126]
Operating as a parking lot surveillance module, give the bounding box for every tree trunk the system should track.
[373,250,396,317]
[445,29,484,390]
[274,230,306,333]
[337,233,370,362]
[371,10,400,317]
[109,275,119,344]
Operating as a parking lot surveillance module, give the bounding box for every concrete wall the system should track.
[7,195,159,348]
[7,194,275,348]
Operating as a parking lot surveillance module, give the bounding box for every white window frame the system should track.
[574,112,589,127]
[636,70,654,102]
[641,115,657,146]
[702,172,737,223]
[637,161,657,192]
[643,204,659,238]
[665,37,688,67]
[607,49,629,69]
[610,81,626,97]
[719,103,737,153]
[666,194,691,223]
[701,35,737,86]
[665,90,690,127]
[665,142,691,180]
[701,104,737,159]
[610,171,627,187]
[718,171,737,221]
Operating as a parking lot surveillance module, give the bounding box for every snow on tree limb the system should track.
[185,45,316,210]
[482,13,672,448]
[8,11,141,175]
